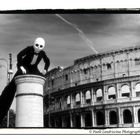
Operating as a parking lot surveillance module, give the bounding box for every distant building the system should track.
[44,46,140,128]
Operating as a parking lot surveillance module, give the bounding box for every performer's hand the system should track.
[20,66,26,74]
[42,70,47,75]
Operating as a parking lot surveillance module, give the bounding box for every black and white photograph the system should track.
[0,6,140,135]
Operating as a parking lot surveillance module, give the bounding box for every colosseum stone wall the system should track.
[44,46,140,128]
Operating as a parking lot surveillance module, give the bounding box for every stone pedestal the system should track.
[15,75,46,127]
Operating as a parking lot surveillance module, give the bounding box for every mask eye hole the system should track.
[40,45,43,48]
[35,44,39,47]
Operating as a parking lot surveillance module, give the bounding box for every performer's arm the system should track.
[42,51,50,72]
[17,46,30,70]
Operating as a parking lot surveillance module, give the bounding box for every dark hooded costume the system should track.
[0,45,50,124]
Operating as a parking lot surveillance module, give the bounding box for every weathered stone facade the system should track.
[44,46,140,128]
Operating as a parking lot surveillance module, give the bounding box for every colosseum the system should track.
[44,45,140,128]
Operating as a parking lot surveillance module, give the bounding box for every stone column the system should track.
[126,52,130,76]
[117,84,121,100]
[81,113,85,128]
[112,54,116,78]
[70,94,73,109]
[70,113,74,128]
[132,106,138,127]
[131,82,136,98]
[105,110,109,127]
[118,107,123,127]
[103,86,107,103]
[91,88,94,105]
[80,91,83,107]
[91,109,95,127]
[115,83,118,100]
[15,74,46,127]
[61,115,65,128]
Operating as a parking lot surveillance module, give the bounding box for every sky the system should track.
[1,14,140,69]
[0,13,140,110]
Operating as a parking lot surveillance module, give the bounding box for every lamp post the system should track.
[7,53,13,127]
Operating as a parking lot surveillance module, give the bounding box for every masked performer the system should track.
[0,37,50,124]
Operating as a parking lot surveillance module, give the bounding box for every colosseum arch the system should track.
[85,90,91,104]
[116,60,120,63]
[55,97,61,110]
[67,95,70,107]
[102,63,106,67]
[50,115,55,127]
[75,93,80,105]
[116,60,121,69]
[109,110,118,125]
[121,84,130,98]
[135,83,140,97]
[135,58,140,65]
[96,89,103,102]
[123,109,132,124]
[85,111,92,127]
[138,109,140,123]
[106,63,112,70]
[108,86,116,100]
[55,115,62,127]
[74,113,81,128]
[96,110,105,126]
[94,65,97,69]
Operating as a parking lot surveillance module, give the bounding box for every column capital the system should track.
[15,74,46,85]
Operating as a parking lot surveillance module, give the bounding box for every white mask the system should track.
[33,37,45,53]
